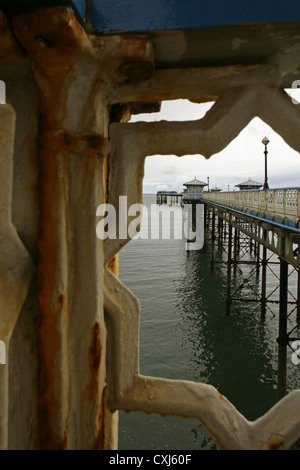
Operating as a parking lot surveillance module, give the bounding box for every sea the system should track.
[118,193,300,450]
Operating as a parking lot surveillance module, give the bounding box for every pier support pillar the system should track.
[261,231,267,318]
[226,221,233,316]
[211,209,215,272]
[256,242,261,277]
[277,258,289,400]
[233,227,239,277]
[297,269,300,322]
[218,217,223,252]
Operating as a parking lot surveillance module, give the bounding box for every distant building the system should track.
[235,178,263,191]
[210,186,222,192]
[182,177,208,201]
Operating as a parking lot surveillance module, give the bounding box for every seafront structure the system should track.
[235,178,264,191]
[182,177,208,202]
[201,188,300,399]
[156,190,183,205]
[1,0,300,451]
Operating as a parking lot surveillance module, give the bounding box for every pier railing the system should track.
[203,188,300,224]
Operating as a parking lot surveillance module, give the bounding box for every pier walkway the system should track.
[202,187,300,230]
[199,187,300,270]
[191,187,300,401]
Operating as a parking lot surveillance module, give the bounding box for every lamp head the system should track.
[262,136,270,146]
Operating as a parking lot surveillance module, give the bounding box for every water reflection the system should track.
[173,246,278,421]
[118,195,300,449]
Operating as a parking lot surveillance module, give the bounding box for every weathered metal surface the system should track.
[1,2,300,451]
[11,7,108,450]
[0,105,33,449]
[8,5,154,450]
[105,59,300,449]
[13,8,154,130]
[112,64,282,105]
[104,266,300,450]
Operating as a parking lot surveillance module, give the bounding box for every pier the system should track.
[201,187,300,400]
[2,0,300,451]
[155,184,300,400]
[156,190,183,205]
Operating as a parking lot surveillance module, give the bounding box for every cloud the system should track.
[130,99,300,193]
[0,80,5,104]
[163,165,182,175]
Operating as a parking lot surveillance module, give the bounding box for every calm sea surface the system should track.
[118,194,300,450]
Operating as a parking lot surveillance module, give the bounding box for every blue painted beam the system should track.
[89,0,300,32]
[1,1,300,32]
[71,0,85,19]
[204,200,300,231]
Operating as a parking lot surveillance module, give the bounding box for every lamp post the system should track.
[207,176,210,192]
[262,136,270,190]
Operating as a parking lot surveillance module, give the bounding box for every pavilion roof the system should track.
[184,177,208,186]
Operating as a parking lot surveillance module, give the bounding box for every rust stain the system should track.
[120,33,152,57]
[13,7,86,53]
[107,256,119,277]
[219,393,225,400]
[87,134,105,150]
[12,6,155,450]
[12,7,90,131]
[57,294,67,311]
[118,60,154,83]
[268,437,284,450]
[104,154,110,203]
[94,398,105,450]
[85,323,105,449]
[63,133,72,146]
[37,129,70,449]
[43,130,106,153]
[89,323,101,372]
[114,33,154,82]
[37,133,104,448]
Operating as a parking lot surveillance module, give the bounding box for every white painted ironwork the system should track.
[106,61,300,450]
[204,188,300,223]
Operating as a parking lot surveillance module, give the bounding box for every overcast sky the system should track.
[0,81,5,104]
[130,89,300,194]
